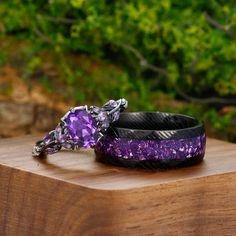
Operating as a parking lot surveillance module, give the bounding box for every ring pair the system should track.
[33,99,206,169]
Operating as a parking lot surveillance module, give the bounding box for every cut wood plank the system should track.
[0,135,235,235]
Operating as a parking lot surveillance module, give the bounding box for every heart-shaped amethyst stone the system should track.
[59,109,99,148]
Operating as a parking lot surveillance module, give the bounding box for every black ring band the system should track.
[95,112,206,169]
[106,112,204,140]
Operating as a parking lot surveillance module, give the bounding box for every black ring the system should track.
[106,112,204,140]
[95,112,206,169]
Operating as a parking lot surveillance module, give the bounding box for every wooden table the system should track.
[0,135,235,236]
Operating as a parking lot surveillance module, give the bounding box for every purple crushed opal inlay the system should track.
[95,134,206,161]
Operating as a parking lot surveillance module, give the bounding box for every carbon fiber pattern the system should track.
[95,151,204,169]
[107,112,204,140]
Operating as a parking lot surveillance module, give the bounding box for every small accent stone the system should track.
[108,100,117,107]
[43,132,60,154]
[91,106,100,114]
[111,111,120,122]
[43,133,52,145]
[97,111,110,129]
[55,125,66,143]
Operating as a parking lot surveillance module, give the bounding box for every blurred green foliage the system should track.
[0,0,236,140]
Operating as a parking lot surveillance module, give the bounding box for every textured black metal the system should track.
[106,112,204,140]
[95,151,204,169]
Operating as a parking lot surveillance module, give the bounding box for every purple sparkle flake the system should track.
[61,109,99,148]
[95,134,206,161]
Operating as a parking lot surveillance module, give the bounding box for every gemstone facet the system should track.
[63,109,99,148]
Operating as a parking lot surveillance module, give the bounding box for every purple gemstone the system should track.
[55,125,66,143]
[43,132,60,154]
[111,111,120,122]
[92,106,100,114]
[65,109,99,148]
[43,133,52,145]
[108,100,117,107]
[97,111,110,129]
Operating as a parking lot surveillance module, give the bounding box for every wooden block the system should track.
[0,135,235,236]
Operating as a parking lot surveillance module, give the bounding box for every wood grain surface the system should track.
[0,135,236,236]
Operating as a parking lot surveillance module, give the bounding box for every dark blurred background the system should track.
[0,0,236,141]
